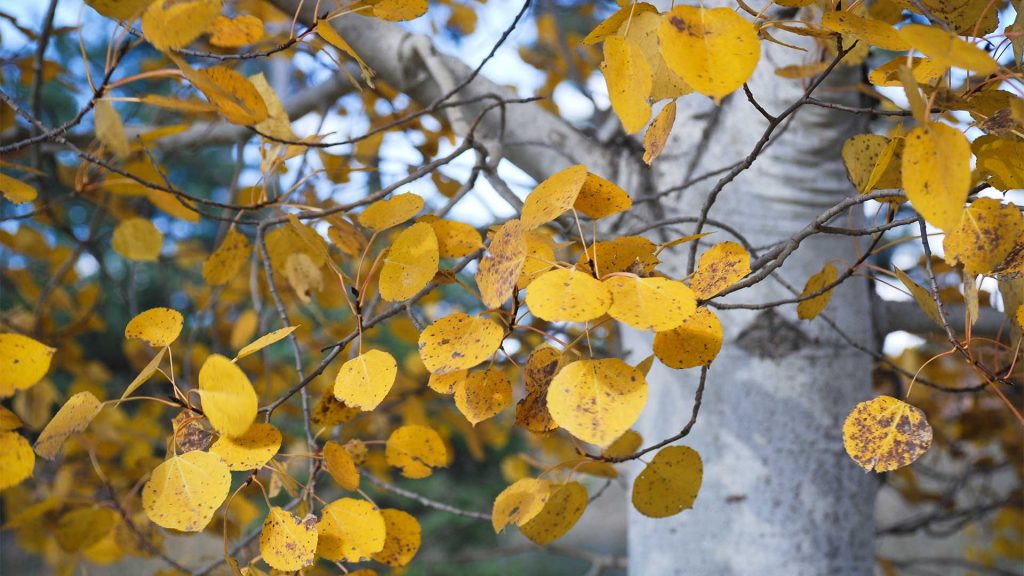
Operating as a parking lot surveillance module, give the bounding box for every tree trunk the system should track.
[624,19,879,576]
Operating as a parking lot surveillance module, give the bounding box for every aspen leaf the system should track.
[333,349,397,411]
[653,307,723,369]
[0,405,23,431]
[142,0,222,52]
[372,509,421,567]
[249,72,294,141]
[618,10,692,102]
[492,478,551,533]
[312,390,360,427]
[842,134,902,194]
[658,6,760,102]
[318,498,386,562]
[425,217,482,258]
[604,276,697,331]
[868,56,947,87]
[899,24,998,74]
[385,425,447,479]
[418,313,504,375]
[478,219,528,308]
[0,432,34,491]
[179,61,269,125]
[1016,305,1024,328]
[519,481,587,545]
[203,228,250,286]
[644,101,676,165]
[973,136,1024,191]
[359,193,425,231]
[260,507,318,572]
[943,199,1023,275]
[95,100,130,159]
[317,24,375,86]
[797,263,839,320]
[574,173,632,220]
[580,236,659,277]
[0,333,55,397]
[142,451,231,532]
[604,430,643,458]
[209,423,281,471]
[125,308,183,348]
[689,241,751,299]
[428,370,465,395]
[516,347,561,433]
[582,2,657,45]
[548,359,648,447]
[0,173,37,204]
[324,441,360,490]
[85,0,152,20]
[519,232,556,289]
[198,354,258,437]
[285,253,323,304]
[355,0,428,21]
[208,15,264,48]
[379,222,438,302]
[902,122,970,231]
[454,369,513,425]
[602,36,652,134]
[632,445,703,518]
[821,12,908,51]
[520,166,588,229]
[843,396,933,472]
[526,269,612,322]
[55,506,117,552]
[516,390,557,434]
[112,218,163,262]
[893,267,944,328]
[235,326,298,360]
[34,391,103,460]
[120,347,166,401]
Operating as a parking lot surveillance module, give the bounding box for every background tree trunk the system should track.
[623,17,879,575]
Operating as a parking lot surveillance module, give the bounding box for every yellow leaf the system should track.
[516,348,562,433]
[899,24,998,74]
[944,198,1024,275]
[418,313,504,375]
[427,370,465,395]
[653,307,723,369]
[208,14,264,48]
[354,0,428,21]
[821,12,908,51]
[843,396,933,472]
[580,236,659,277]
[631,445,702,518]
[209,422,281,471]
[526,268,612,322]
[333,349,397,411]
[372,509,421,567]
[125,307,183,348]
[0,173,37,204]
[0,405,23,431]
[974,136,1024,191]
[318,498,386,562]
[426,218,483,258]
[324,441,360,491]
[203,228,251,286]
[142,0,223,52]
[55,506,117,552]
[198,354,258,437]
[868,56,947,87]
[893,267,944,328]
[285,252,323,304]
[842,133,903,194]
[477,219,527,308]
[689,241,751,299]
[902,122,970,231]
[619,10,692,102]
[574,172,633,220]
[317,24,375,86]
[520,166,589,229]
[94,100,130,159]
[0,333,55,397]
[311,390,360,427]
[604,429,643,458]
[359,193,425,231]
[582,2,657,45]
[249,72,293,141]
[658,6,760,102]
[112,218,163,262]
[34,391,102,460]
[454,369,512,425]
[85,0,152,20]
[604,276,697,331]
[1016,305,1024,328]
[797,263,839,320]
[644,101,676,165]
[142,451,231,532]
[548,359,648,447]
[235,325,298,360]
[518,232,556,289]
[519,482,587,545]
[173,57,269,125]
[602,36,652,134]
[385,425,447,479]
[492,478,551,533]
[0,432,34,491]
[379,222,438,302]
[120,347,166,401]
[260,507,318,572]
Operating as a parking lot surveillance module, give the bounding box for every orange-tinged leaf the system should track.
[34,391,103,460]
[0,333,55,397]
[547,359,648,447]
[385,425,447,479]
[632,446,702,517]
[428,370,465,395]
[112,218,163,262]
[418,313,504,375]
[354,0,428,21]
[379,222,438,301]
[209,423,281,471]
[324,441,360,491]
[125,307,183,348]
[943,198,1023,275]
[426,218,482,258]
[0,173,37,204]
[653,307,723,368]
[797,263,839,320]
[454,369,513,425]
[689,241,751,299]
[198,354,258,437]
[85,0,152,20]
[203,228,250,286]
[602,36,652,134]
[317,24,375,85]
[208,14,264,48]
[142,451,231,532]
[843,396,933,472]
[604,276,697,331]
[333,349,397,411]
[526,269,612,322]
[902,122,970,231]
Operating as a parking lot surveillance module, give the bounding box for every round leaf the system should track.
[112,218,163,262]
[333,349,398,411]
[492,478,550,533]
[0,333,55,397]
[317,498,386,562]
[385,425,448,479]
[653,307,723,369]
[902,122,971,231]
[631,445,703,518]
[519,482,588,545]
[260,507,318,572]
[125,307,184,348]
[604,276,697,331]
[477,219,527,308]
[0,432,34,491]
[520,165,588,229]
[547,359,648,447]
[324,441,361,491]
[371,509,421,567]
[379,222,439,301]
[418,313,504,375]
[526,269,612,322]
[198,354,258,437]
[454,369,513,425]
[359,193,425,231]
[34,391,103,460]
[209,422,281,471]
[843,396,933,473]
[689,241,751,299]
[142,451,231,532]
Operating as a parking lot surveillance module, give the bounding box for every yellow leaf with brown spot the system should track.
[260,507,318,572]
[142,451,231,532]
[208,15,264,48]
[605,276,697,331]
[526,269,612,322]
[619,10,692,102]
[653,307,723,369]
[644,101,676,165]
[843,396,932,472]
[318,498,386,562]
[602,36,652,134]
[209,423,281,471]
[519,482,587,545]
[548,359,648,447]
[902,122,970,231]
[521,165,589,229]
[334,349,397,411]
[428,370,465,395]
[385,425,447,479]
[632,445,702,517]
[797,263,839,320]
[34,391,103,460]
[203,228,250,286]
[198,354,257,437]
[454,369,512,425]
[689,241,751,299]
[0,432,34,490]
[477,219,527,307]
[142,0,222,52]
[354,0,428,21]
[574,172,632,220]
[943,198,1023,275]
[418,313,504,375]
[125,307,183,347]
[0,333,55,397]
[492,478,551,533]
[359,193,425,231]
[324,441,360,491]
[372,509,421,567]
[112,218,163,262]
[426,218,482,258]
[379,222,438,301]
